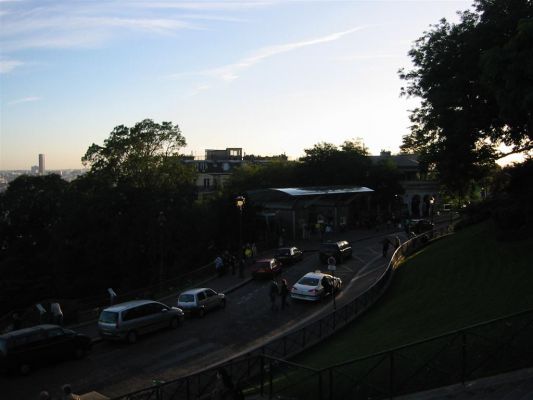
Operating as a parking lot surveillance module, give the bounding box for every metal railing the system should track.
[111,226,454,400]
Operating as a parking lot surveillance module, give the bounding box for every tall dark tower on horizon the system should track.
[38,153,45,175]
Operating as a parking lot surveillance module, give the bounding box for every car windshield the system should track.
[298,277,319,286]
[99,311,118,323]
[179,294,195,303]
[320,244,337,251]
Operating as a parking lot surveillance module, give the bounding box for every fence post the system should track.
[269,358,273,399]
[389,351,394,399]
[461,331,467,385]
[329,368,333,400]
[318,370,323,400]
[260,355,265,396]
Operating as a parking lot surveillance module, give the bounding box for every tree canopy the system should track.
[399,0,533,193]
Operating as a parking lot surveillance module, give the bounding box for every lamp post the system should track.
[429,197,435,223]
[157,211,167,293]
[235,196,245,278]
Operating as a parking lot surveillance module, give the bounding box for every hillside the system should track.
[295,219,533,367]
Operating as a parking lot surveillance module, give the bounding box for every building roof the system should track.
[272,186,373,196]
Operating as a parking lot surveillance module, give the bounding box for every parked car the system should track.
[98,300,184,344]
[319,240,352,264]
[410,219,434,234]
[251,258,282,279]
[177,288,226,317]
[275,247,303,265]
[0,324,92,375]
[290,271,342,302]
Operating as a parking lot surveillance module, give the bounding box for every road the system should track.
[1,231,403,400]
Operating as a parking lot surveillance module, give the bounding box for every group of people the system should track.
[39,384,80,400]
[269,278,290,311]
[214,243,257,278]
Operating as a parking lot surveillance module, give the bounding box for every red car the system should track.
[251,258,282,279]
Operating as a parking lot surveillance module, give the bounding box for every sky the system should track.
[0,0,473,170]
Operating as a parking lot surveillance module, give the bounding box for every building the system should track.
[370,151,439,218]
[38,154,45,175]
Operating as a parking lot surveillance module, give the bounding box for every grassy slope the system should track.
[295,220,533,368]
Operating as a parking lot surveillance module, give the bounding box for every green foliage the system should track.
[400,0,533,194]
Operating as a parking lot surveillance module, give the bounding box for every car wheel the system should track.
[126,331,138,344]
[74,347,86,359]
[198,308,206,318]
[169,317,179,329]
[220,299,226,309]
[19,363,30,375]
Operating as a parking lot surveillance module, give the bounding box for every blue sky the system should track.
[0,0,471,170]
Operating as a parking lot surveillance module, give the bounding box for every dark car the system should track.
[411,219,434,234]
[275,247,303,265]
[251,258,282,279]
[0,324,92,375]
[319,240,352,264]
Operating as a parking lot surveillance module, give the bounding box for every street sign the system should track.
[328,264,336,271]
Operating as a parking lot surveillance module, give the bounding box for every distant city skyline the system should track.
[0,0,473,170]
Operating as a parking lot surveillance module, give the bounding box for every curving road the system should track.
[2,231,403,400]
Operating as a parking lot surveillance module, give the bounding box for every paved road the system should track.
[1,229,405,400]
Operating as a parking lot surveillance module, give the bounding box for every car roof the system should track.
[0,324,59,340]
[255,258,275,263]
[180,288,212,296]
[102,299,159,312]
[277,247,296,251]
[301,271,330,279]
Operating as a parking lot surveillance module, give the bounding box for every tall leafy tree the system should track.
[399,0,533,194]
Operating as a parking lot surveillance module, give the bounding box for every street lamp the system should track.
[235,196,245,278]
[157,211,167,293]
[429,197,435,223]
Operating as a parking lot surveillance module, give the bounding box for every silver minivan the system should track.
[98,300,184,344]
[177,288,225,317]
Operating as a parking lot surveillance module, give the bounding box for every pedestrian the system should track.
[61,384,81,400]
[211,367,234,400]
[394,235,401,249]
[51,302,63,326]
[382,237,391,258]
[280,279,290,309]
[39,391,51,400]
[269,278,279,311]
[251,242,257,261]
[215,255,224,277]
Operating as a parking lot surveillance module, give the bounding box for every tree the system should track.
[82,119,190,187]
[399,0,533,194]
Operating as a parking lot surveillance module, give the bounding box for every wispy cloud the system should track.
[339,54,403,61]
[8,96,41,105]
[176,26,367,85]
[0,59,24,73]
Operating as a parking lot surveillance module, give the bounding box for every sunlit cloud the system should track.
[8,96,41,105]
[0,59,24,73]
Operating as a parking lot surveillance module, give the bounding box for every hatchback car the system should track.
[177,288,226,317]
[290,271,342,301]
[319,240,352,264]
[275,247,303,265]
[0,324,91,375]
[251,258,282,279]
[98,300,184,344]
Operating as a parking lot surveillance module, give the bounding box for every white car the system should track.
[290,271,342,301]
[177,288,226,317]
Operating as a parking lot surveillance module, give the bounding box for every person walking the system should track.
[61,384,81,400]
[269,278,279,311]
[215,255,224,277]
[211,367,235,400]
[381,237,391,258]
[280,279,290,309]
